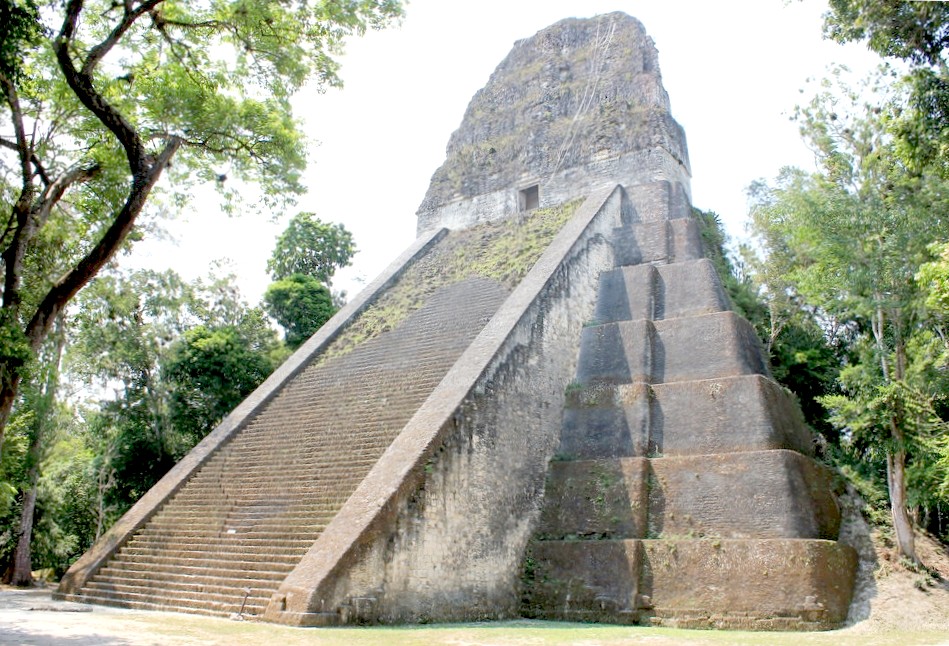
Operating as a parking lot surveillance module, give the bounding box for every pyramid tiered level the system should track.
[522,217,857,629]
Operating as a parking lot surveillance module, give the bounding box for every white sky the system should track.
[129,0,881,304]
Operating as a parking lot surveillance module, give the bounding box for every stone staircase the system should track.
[522,218,858,629]
[63,277,510,617]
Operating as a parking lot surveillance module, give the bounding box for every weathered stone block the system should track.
[524,538,857,629]
[535,452,839,541]
[654,259,729,320]
[576,312,768,385]
[641,538,858,629]
[536,459,649,540]
[626,181,691,222]
[576,319,655,384]
[594,259,728,324]
[561,375,813,460]
[561,381,652,458]
[648,451,841,540]
[613,218,703,266]
[652,312,769,383]
[523,539,643,622]
[595,264,658,324]
[649,375,814,456]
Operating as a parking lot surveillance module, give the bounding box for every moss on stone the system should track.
[319,200,581,363]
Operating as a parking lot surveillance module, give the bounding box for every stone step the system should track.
[200,448,388,464]
[85,578,277,604]
[179,474,372,490]
[205,453,386,467]
[132,527,321,543]
[151,499,341,513]
[146,512,336,528]
[535,451,841,541]
[120,544,307,563]
[560,374,814,458]
[169,481,359,498]
[576,311,768,386]
[70,587,270,617]
[149,505,340,521]
[613,217,703,267]
[594,259,728,324]
[118,526,310,545]
[107,552,301,573]
[95,563,288,586]
[59,591,260,618]
[121,536,316,558]
[522,538,858,629]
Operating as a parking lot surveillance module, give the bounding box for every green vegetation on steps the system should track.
[320,200,581,362]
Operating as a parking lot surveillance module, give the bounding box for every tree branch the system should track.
[0,77,32,188]
[55,0,149,174]
[32,163,102,229]
[0,137,52,186]
[24,136,181,351]
[82,0,164,77]
[1,70,38,311]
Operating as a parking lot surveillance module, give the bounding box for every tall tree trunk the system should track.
[10,465,39,586]
[886,328,919,564]
[887,446,918,563]
[8,315,67,585]
[871,304,919,562]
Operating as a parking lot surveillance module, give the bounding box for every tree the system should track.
[66,268,280,514]
[3,314,66,585]
[268,212,356,283]
[164,315,279,441]
[263,213,354,347]
[750,73,949,563]
[0,0,403,454]
[263,274,336,350]
[823,0,948,174]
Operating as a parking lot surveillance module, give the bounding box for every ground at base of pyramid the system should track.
[3,529,949,645]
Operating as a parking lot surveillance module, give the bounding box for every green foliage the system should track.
[823,0,948,68]
[917,241,949,315]
[749,70,949,552]
[164,318,279,444]
[267,213,356,283]
[63,269,280,523]
[0,0,404,456]
[321,200,580,361]
[0,409,29,513]
[823,0,948,175]
[263,213,352,348]
[263,274,336,350]
[0,0,44,87]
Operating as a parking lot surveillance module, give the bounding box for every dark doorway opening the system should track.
[519,185,539,211]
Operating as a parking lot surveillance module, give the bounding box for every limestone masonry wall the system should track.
[266,187,626,625]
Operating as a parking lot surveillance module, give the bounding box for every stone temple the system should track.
[57,13,858,629]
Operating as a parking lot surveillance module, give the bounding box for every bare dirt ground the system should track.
[2,529,948,646]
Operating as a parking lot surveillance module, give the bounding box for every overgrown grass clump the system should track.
[320,200,581,361]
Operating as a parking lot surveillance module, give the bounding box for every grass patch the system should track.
[319,200,581,362]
